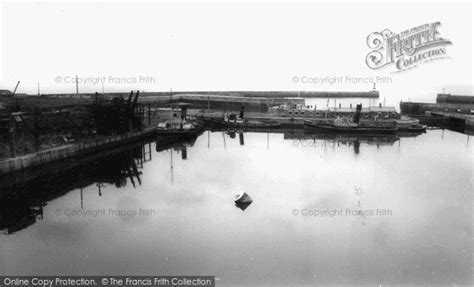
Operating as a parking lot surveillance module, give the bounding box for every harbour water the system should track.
[0,129,472,285]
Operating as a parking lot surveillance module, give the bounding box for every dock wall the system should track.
[0,128,157,175]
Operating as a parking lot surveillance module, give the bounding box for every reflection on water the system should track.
[0,129,472,285]
[0,141,152,234]
[285,133,401,154]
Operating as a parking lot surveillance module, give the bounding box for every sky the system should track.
[0,1,472,106]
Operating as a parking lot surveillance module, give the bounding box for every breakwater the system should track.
[436,94,474,105]
[35,90,379,99]
[2,90,378,112]
[3,93,305,112]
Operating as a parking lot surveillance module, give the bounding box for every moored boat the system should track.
[203,113,281,130]
[156,120,204,136]
[304,104,397,134]
[406,124,427,132]
[211,118,281,129]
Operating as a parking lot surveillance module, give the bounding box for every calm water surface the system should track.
[1,129,472,285]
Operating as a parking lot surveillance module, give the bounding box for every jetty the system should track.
[400,93,474,130]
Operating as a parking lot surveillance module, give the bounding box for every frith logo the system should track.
[365,22,452,72]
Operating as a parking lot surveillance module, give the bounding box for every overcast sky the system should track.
[0,1,472,105]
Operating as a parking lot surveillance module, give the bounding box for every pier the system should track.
[430,111,474,128]
[400,94,474,130]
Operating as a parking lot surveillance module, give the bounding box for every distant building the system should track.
[0,90,12,96]
[276,105,399,119]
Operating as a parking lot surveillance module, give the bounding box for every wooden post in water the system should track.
[75,75,80,98]
[239,133,244,146]
[80,188,83,209]
[222,132,226,149]
[207,131,210,150]
[149,143,152,160]
[170,149,174,184]
[9,127,16,158]
[182,146,187,160]
[148,103,151,125]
